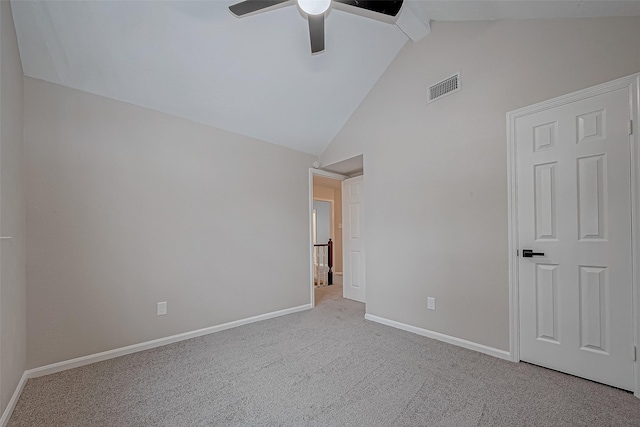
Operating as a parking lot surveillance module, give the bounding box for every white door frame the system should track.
[309,168,347,307]
[507,72,640,397]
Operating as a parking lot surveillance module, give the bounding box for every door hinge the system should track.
[629,120,633,135]
[633,346,637,362]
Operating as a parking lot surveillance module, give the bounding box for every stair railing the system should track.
[313,239,333,286]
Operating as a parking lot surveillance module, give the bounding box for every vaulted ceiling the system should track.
[11,1,640,155]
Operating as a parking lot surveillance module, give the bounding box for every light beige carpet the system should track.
[9,284,640,426]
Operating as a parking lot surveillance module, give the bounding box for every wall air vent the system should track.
[428,72,460,103]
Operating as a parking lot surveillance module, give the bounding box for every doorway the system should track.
[309,155,365,306]
[312,198,334,287]
[310,172,344,306]
[309,155,365,308]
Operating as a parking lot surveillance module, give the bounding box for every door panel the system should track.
[343,176,365,303]
[579,266,608,353]
[517,87,633,390]
[534,162,557,240]
[535,263,559,343]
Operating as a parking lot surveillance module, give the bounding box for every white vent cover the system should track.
[428,72,460,103]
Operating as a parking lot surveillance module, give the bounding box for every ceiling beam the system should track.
[396,1,431,43]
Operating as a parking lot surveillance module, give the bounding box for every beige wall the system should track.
[313,177,343,273]
[0,0,26,414]
[321,17,640,351]
[24,77,315,368]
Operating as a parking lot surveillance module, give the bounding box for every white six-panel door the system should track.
[516,87,634,390]
[342,176,365,303]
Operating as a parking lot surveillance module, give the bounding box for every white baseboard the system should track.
[28,303,312,378]
[364,313,511,361]
[0,303,311,426]
[0,372,28,427]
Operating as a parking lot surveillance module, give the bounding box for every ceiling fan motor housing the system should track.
[229,0,404,54]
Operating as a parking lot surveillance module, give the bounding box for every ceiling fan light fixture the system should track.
[229,0,403,54]
[298,0,331,15]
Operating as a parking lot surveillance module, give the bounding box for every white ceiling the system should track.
[11,1,640,155]
[321,154,363,175]
[417,1,640,21]
[11,0,408,155]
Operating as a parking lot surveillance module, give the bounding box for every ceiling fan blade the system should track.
[308,14,325,54]
[333,0,403,17]
[229,0,291,17]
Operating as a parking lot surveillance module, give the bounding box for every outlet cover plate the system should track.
[427,297,436,310]
[157,301,167,316]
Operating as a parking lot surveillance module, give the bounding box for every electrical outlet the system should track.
[157,301,167,316]
[427,297,436,311]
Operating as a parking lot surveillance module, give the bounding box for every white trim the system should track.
[26,303,311,379]
[26,304,311,378]
[506,72,640,394]
[633,75,640,398]
[506,85,521,363]
[309,168,347,307]
[0,372,28,427]
[0,303,311,424]
[507,74,639,118]
[310,169,348,181]
[365,314,511,361]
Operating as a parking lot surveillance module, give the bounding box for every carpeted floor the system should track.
[9,284,640,426]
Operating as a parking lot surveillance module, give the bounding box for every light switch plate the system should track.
[427,297,435,311]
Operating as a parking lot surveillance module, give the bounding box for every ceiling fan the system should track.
[228,0,404,54]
